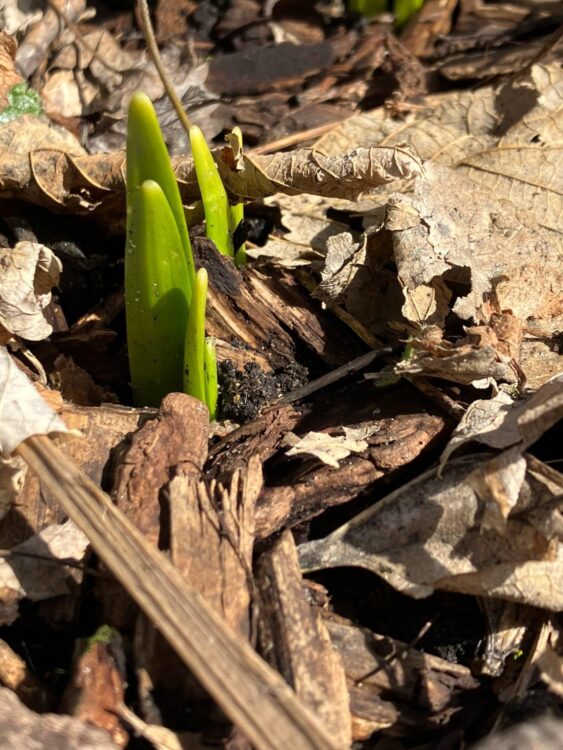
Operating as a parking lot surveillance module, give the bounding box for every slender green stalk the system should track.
[348,0,386,16]
[183,268,208,407]
[127,92,195,300]
[204,338,218,421]
[189,125,233,257]
[229,126,247,266]
[125,180,190,406]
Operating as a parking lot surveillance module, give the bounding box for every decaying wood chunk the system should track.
[256,531,352,750]
[111,393,208,547]
[323,613,479,741]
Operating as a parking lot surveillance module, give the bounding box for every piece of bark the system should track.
[323,613,479,741]
[246,268,365,367]
[111,393,208,546]
[400,0,457,58]
[207,404,301,478]
[61,636,128,748]
[168,457,259,637]
[134,459,261,731]
[256,531,351,750]
[255,383,449,538]
[0,685,119,750]
[101,393,208,627]
[197,245,364,374]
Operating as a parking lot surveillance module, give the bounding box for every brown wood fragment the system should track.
[168,457,260,638]
[0,686,119,750]
[61,637,128,748]
[255,385,449,538]
[111,393,208,547]
[323,613,479,741]
[17,435,340,750]
[207,404,301,477]
[246,269,365,367]
[257,531,352,750]
[401,0,457,58]
[137,460,261,725]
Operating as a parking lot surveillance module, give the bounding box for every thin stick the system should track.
[136,0,193,135]
[280,346,398,404]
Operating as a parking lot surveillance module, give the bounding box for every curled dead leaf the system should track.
[0,242,62,342]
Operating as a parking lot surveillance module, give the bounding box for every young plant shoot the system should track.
[183,268,209,406]
[189,125,234,258]
[229,126,247,267]
[125,92,218,415]
[127,92,196,297]
[125,179,190,407]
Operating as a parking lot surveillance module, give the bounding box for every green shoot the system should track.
[189,125,234,257]
[347,0,386,17]
[229,126,247,267]
[394,0,424,26]
[184,268,209,406]
[204,338,218,421]
[125,179,190,407]
[127,92,195,299]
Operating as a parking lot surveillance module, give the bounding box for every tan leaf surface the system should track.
[284,427,379,469]
[0,145,422,218]
[441,373,563,471]
[387,163,562,330]
[299,455,563,610]
[0,3,42,37]
[0,347,71,456]
[0,242,62,342]
[316,63,563,233]
[0,519,89,621]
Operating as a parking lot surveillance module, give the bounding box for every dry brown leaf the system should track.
[0,347,71,456]
[0,454,26,522]
[0,242,62,342]
[0,519,89,623]
[441,375,563,471]
[317,63,563,233]
[395,325,518,387]
[0,3,42,37]
[284,426,380,469]
[0,144,423,218]
[466,375,563,530]
[537,643,563,699]
[299,454,563,610]
[313,231,365,303]
[0,111,85,154]
[387,163,562,331]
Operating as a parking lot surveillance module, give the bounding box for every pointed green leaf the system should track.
[125,180,191,406]
[189,125,233,257]
[127,92,195,299]
[183,267,208,406]
[204,337,218,421]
